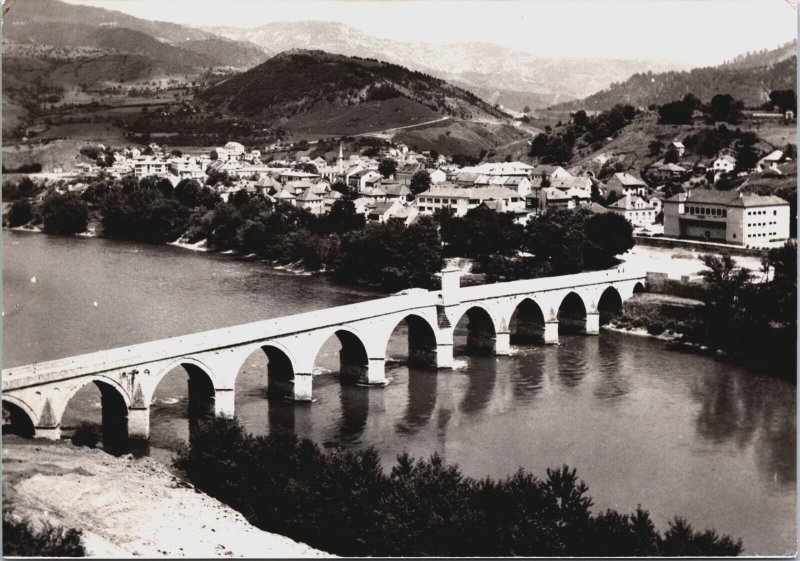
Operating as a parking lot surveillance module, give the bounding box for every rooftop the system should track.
[666,189,789,208]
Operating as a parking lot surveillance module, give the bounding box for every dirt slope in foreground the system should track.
[3,437,331,557]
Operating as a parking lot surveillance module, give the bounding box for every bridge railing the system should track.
[1,291,440,388]
[2,268,645,389]
[457,268,645,302]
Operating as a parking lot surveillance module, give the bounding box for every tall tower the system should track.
[337,142,344,174]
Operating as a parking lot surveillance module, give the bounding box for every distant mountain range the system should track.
[3,0,266,70]
[204,21,688,110]
[555,41,797,111]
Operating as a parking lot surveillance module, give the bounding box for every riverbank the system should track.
[2,437,331,557]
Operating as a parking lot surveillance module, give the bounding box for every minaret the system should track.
[337,142,344,174]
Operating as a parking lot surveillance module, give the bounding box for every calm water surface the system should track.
[3,230,796,555]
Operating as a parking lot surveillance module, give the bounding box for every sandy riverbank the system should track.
[2,437,332,558]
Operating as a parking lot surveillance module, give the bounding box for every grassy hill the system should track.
[198,50,507,130]
[3,0,265,68]
[556,45,796,111]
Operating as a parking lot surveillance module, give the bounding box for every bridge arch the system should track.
[633,281,645,294]
[151,359,217,435]
[557,291,589,334]
[453,305,498,355]
[509,297,547,344]
[60,375,132,450]
[313,326,371,384]
[597,286,624,325]
[383,313,440,369]
[2,397,36,438]
[237,342,298,400]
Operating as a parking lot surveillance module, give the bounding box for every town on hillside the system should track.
[13,112,793,250]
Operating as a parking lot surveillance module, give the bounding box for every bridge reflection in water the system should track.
[2,268,645,450]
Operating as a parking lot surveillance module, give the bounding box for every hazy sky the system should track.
[63,0,797,66]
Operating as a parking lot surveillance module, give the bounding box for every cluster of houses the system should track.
[70,136,791,249]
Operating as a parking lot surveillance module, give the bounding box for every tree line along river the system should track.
[2,230,796,555]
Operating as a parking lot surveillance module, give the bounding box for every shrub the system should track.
[647,322,666,336]
[40,192,89,235]
[2,509,85,557]
[7,200,33,227]
[174,417,743,557]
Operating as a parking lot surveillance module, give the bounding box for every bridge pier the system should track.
[543,321,559,344]
[292,373,314,402]
[435,343,453,369]
[495,331,511,355]
[362,358,388,386]
[34,426,61,441]
[214,388,235,418]
[127,406,150,441]
[585,313,600,335]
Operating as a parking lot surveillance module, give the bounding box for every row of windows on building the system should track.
[748,232,778,239]
[748,221,779,228]
[685,206,727,217]
[747,209,777,216]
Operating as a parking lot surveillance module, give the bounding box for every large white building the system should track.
[663,190,790,248]
[416,184,524,216]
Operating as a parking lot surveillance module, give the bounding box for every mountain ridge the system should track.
[203,20,689,109]
[197,49,508,132]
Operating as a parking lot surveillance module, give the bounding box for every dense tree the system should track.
[647,140,664,156]
[40,192,89,235]
[584,212,634,268]
[658,98,694,125]
[708,94,744,124]
[767,89,796,113]
[175,417,744,557]
[100,188,188,243]
[378,158,398,178]
[734,132,760,172]
[439,206,524,260]
[409,170,431,196]
[7,200,33,227]
[331,180,351,197]
[321,199,365,235]
[662,146,680,164]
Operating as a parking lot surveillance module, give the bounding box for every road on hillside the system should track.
[354,116,452,139]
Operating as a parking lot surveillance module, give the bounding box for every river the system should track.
[3,230,796,555]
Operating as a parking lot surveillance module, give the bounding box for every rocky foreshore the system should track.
[2,437,332,558]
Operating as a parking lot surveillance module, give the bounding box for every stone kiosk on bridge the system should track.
[2,269,646,446]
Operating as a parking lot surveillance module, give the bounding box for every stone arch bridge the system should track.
[2,269,645,443]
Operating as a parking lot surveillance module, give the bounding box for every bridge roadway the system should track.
[1,268,646,442]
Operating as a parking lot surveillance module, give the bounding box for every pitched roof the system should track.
[610,172,647,186]
[383,184,412,197]
[551,176,592,190]
[274,188,296,199]
[608,196,655,209]
[297,189,322,201]
[666,189,789,208]
[585,202,611,214]
[419,185,522,199]
[530,165,567,176]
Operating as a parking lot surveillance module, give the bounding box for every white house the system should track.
[429,169,447,184]
[133,158,169,179]
[605,172,648,197]
[607,193,662,228]
[712,154,736,173]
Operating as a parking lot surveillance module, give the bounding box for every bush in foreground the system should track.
[174,417,743,557]
[3,509,85,557]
